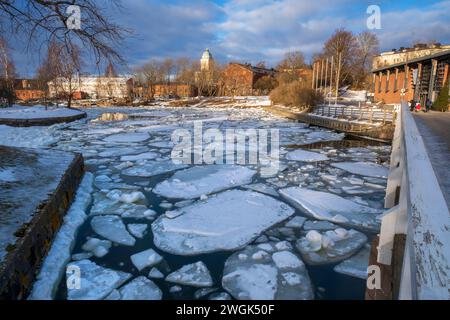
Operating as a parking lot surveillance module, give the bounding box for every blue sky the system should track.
[9,0,450,76]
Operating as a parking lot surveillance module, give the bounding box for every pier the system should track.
[265,104,396,142]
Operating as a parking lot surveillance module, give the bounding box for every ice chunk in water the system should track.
[66,260,131,300]
[81,238,112,258]
[303,220,338,231]
[333,244,370,280]
[243,183,279,197]
[122,161,188,177]
[331,162,389,178]
[103,132,150,143]
[209,292,232,300]
[152,190,294,255]
[148,268,165,279]
[130,249,163,271]
[119,276,162,300]
[153,165,256,199]
[222,245,313,300]
[285,149,329,162]
[91,215,136,246]
[166,262,213,287]
[127,224,148,239]
[98,147,148,158]
[285,216,307,229]
[106,190,146,204]
[296,229,367,266]
[279,187,380,232]
[120,152,159,162]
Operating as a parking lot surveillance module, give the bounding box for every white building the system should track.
[48,76,133,99]
[200,48,214,72]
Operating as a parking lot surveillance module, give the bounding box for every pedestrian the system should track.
[425,99,432,112]
[415,102,421,112]
[410,99,416,112]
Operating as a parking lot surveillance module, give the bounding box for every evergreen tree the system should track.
[432,80,449,112]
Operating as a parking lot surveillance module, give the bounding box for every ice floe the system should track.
[331,162,389,178]
[148,268,165,279]
[82,238,112,258]
[296,229,367,265]
[127,224,148,239]
[243,183,279,197]
[285,149,329,162]
[122,161,188,177]
[284,216,307,229]
[120,152,159,162]
[166,262,213,287]
[209,292,232,300]
[153,165,256,199]
[66,260,131,300]
[106,189,146,204]
[222,245,313,300]
[103,132,150,143]
[91,215,136,246]
[119,276,162,300]
[279,187,381,232]
[130,249,163,271]
[333,244,370,280]
[152,190,294,255]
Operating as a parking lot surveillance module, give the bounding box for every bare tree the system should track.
[0,36,16,106]
[161,58,174,84]
[45,42,82,107]
[0,0,128,65]
[177,62,196,85]
[354,32,379,89]
[134,59,165,99]
[277,51,306,71]
[323,29,358,90]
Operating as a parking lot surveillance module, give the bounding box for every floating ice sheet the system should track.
[331,162,389,178]
[153,165,256,199]
[66,260,131,300]
[152,190,294,255]
[222,244,313,300]
[166,262,213,287]
[279,187,380,232]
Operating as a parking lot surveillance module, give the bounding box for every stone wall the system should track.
[0,154,84,300]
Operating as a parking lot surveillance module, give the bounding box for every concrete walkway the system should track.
[413,111,450,208]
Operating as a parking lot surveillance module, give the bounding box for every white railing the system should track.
[379,101,450,300]
[311,104,395,123]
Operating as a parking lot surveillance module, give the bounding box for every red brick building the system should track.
[222,63,276,96]
[14,79,46,101]
[373,46,450,104]
[154,83,197,98]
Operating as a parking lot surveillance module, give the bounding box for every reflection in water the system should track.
[94,113,129,121]
[287,138,388,150]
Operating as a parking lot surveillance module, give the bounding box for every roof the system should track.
[229,63,277,75]
[372,49,450,73]
[14,79,43,90]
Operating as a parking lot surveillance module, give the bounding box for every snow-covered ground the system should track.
[19,103,391,300]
